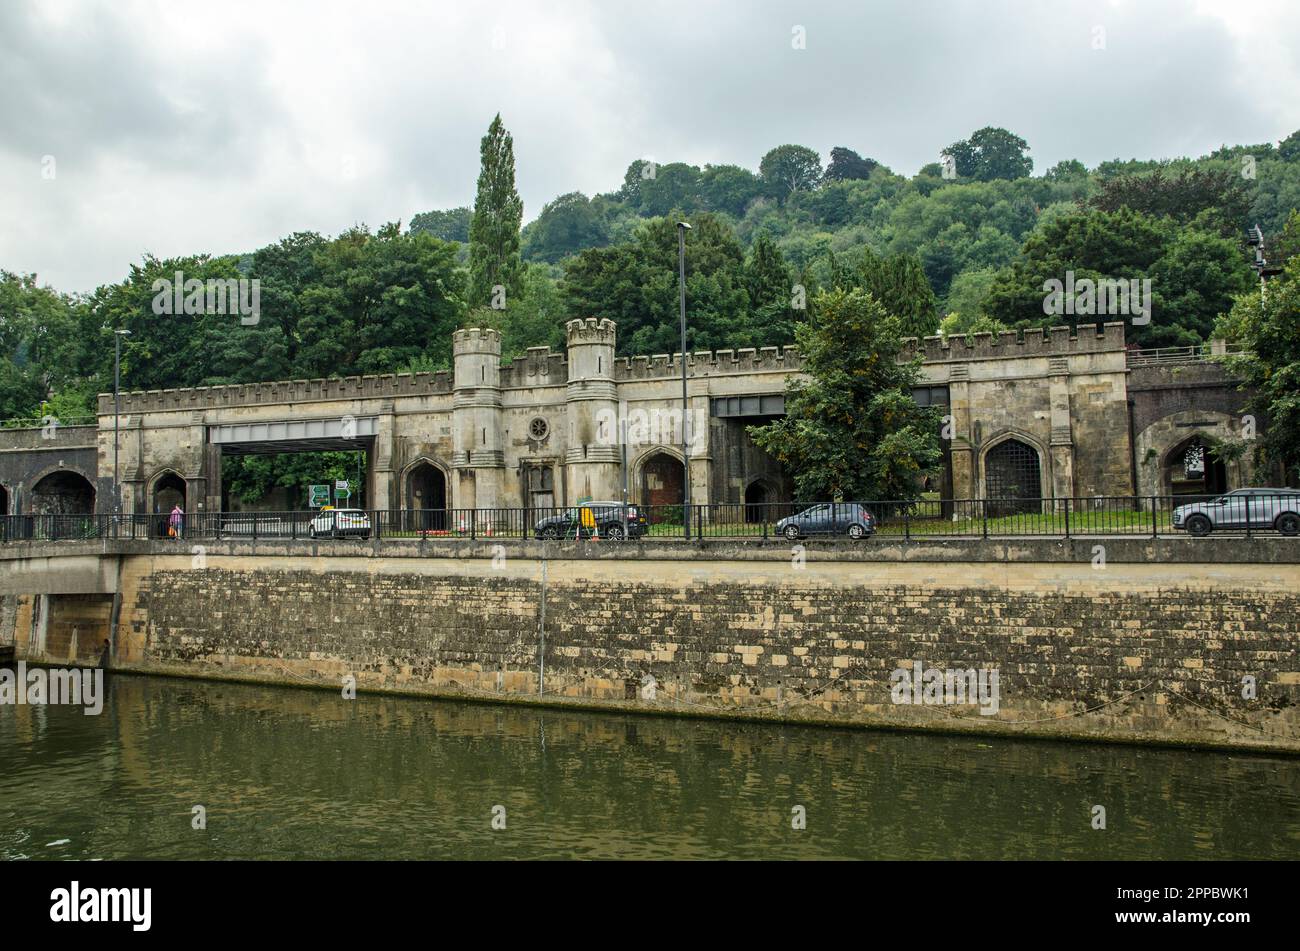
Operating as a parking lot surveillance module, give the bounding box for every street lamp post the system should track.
[113,329,131,517]
[677,221,692,541]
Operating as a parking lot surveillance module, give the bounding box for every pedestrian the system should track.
[169,503,184,541]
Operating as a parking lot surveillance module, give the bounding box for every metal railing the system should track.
[0,415,98,430]
[1125,344,1245,367]
[3,494,1298,545]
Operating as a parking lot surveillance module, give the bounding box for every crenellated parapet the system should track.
[565,317,616,346]
[614,345,802,381]
[899,322,1127,363]
[500,347,568,388]
[97,372,454,417]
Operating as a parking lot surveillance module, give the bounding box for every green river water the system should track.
[1,674,1297,860]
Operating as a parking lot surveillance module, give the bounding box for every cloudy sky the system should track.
[2,0,1298,293]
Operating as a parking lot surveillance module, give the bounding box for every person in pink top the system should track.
[169,504,184,540]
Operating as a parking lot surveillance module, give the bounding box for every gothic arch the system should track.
[1133,410,1243,497]
[978,430,1048,512]
[401,456,450,531]
[633,447,686,517]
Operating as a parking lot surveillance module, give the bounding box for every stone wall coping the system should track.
[4,535,1298,566]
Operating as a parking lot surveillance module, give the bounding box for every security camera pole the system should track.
[677,220,692,541]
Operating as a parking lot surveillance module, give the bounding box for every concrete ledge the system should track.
[2,534,1298,566]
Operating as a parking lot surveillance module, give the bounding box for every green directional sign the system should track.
[308,484,331,508]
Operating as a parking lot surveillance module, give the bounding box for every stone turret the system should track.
[452,327,504,507]
[564,318,621,501]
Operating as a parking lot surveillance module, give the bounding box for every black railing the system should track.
[2,494,1298,545]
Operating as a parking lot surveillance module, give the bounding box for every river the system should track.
[1,674,1297,860]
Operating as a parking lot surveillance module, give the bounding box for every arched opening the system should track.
[1165,435,1227,498]
[0,483,9,516]
[984,438,1042,515]
[31,470,96,515]
[406,461,447,532]
[641,451,685,524]
[744,480,771,523]
[151,472,187,537]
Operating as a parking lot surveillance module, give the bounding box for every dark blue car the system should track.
[776,503,875,540]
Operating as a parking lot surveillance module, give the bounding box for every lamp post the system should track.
[677,220,692,541]
[113,329,131,517]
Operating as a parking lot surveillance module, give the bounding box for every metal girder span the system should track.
[209,416,378,452]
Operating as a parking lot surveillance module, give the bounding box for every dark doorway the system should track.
[642,452,685,523]
[152,472,187,537]
[407,462,447,532]
[31,471,96,515]
[984,439,1042,515]
[744,480,770,523]
[1167,436,1227,497]
[0,483,8,516]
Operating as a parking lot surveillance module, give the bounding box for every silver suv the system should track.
[1171,488,1300,537]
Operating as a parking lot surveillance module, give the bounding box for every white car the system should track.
[1171,489,1300,537]
[309,508,371,539]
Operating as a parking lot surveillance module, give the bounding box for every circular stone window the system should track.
[528,417,550,441]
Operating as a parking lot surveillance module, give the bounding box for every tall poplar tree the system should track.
[468,114,524,309]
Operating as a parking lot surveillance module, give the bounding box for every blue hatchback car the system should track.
[776,503,875,540]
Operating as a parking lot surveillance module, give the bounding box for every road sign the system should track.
[308,484,331,508]
[335,480,349,492]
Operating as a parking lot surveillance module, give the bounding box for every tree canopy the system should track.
[748,288,942,502]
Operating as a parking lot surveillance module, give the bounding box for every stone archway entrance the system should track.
[744,479,773,523]
[0,483,9,516]
[1166,435,1227,498]
[151,472,187,537]
[641,451,684,523]
[31,470,96,515]
[406,461,447,531]
[984,438,1042,515]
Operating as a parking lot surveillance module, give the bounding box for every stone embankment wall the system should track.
[9,539,1286,752]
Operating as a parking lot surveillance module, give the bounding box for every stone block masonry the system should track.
[87,549,1300,753]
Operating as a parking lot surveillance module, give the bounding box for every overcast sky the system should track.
[2,0,1298,293]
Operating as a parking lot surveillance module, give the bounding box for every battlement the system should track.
[613,345,802,381]
[565,317,616,345]
[97,371,455,416]
[900,322,1128,362]
[500,347,569,388]
[452,326,502,354]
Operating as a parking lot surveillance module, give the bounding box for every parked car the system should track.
[1171,488,1300,536]
[776,503,875,540]
[309,508,372,539]
[533,501,647,540]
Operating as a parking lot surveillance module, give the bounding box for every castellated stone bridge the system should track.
[0,319,1266,520]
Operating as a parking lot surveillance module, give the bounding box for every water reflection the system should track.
[1,675,1297,859]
